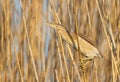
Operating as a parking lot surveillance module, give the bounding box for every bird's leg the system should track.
[81,57,93,61]
[79,57,93,72]
[82,60,91,68]
[79,58,85,73]
[79,58,89,82]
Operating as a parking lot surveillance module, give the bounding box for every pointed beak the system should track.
[45,23,57,29]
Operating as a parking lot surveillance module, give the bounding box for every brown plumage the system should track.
[46,23,103,59]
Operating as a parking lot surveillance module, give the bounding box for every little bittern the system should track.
[46,23,103,59]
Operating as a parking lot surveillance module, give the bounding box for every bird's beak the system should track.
[45,23,57,29]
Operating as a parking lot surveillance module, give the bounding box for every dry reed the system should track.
[0,0,120,82]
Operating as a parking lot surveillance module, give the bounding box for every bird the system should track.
[46,23,103,59]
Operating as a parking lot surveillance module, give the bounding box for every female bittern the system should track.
[46,23,102,59]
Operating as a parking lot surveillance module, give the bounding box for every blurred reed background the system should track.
[0,0,120,82]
